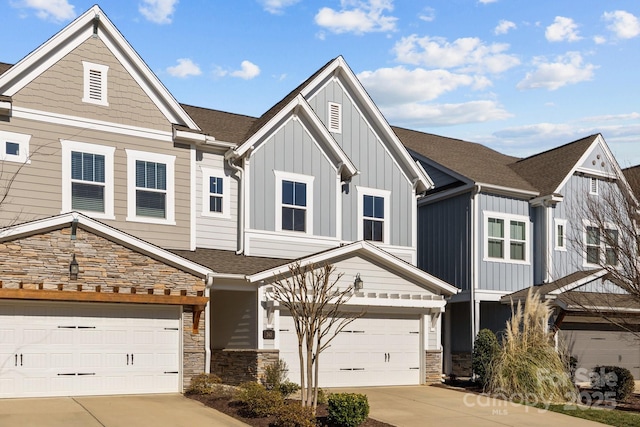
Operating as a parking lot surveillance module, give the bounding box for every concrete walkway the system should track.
[0,394,247,427]
[331,385,609,427]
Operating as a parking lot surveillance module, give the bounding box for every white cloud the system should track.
[166,58,201,78]
[545,16,582,42]
[230,61,261,80]
[419,7,435,22]
[603,10,640,39]
[478,0,498,4]
[13,0,75,22]
[315,0,397,35]
[382,100,511,127]
[593,35,606,44]
[494,20,516,35]
[517,52,596,91]
[393,35,520,74]
[358,67,483,105]
[259,0,300,15]
[139,0,178,24]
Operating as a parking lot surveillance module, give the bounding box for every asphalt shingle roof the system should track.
[170,248,289,275]
[0,62,11,75]
[623,165,640,199]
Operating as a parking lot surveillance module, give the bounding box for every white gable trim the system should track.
[247,240,458,296]
[548,269,608,296]
[0,5,199,130]
[300,57,433,193]
[0,212,211,278]
[231,94,357,180]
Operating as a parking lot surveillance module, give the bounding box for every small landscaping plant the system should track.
[472,328,499,388]
[235,381,284,418]
[186,373,222,395]
[274,401,316,427]
[261,359,301,398]
[591,365,636,401]
[327,393,370,427]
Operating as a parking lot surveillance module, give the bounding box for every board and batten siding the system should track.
[307,79,414,248]
[0,117,192,250]
[417,192,471,291]
[195,151,238,251]
[249,117,337,237]
[14,37,169,132]
[478,193,533,292]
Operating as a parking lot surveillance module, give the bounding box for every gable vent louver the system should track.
[328,102,342,134]
[88,69,102,101]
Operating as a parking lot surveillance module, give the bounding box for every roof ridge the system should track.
[511,133,599,165]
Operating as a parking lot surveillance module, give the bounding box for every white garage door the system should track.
[0,301,181,398]
[279,313,421,387]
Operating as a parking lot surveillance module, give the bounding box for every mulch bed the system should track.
[188,394,394,427]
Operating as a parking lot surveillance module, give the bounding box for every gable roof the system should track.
[0,62,11,75]
[0,212,212,278]
[501,269,606,303]
[181,104,256,144]
[0,5,198,130]
[394,126,538,194]
[170,247,289,275]
[623,165,640,199]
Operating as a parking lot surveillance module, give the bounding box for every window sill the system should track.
[201,211,231,220]
[126,216,176,226]
[483,257,530,266]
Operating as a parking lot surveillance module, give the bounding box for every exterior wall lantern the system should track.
[353,273,363,291]
[69,254,79,280]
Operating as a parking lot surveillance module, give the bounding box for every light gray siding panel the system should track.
[247,234,336,259]
[532,206,545,284]
[249,117,337,238]
[195,151,238,251]
[308,79,414,248]
[478,193,533,292]
[417,193,471,291]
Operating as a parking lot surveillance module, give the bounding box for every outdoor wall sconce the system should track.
[353,273,363,291]
[69,254,79,280]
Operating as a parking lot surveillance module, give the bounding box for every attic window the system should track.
[82,61,109,106]
[328,102,342,134]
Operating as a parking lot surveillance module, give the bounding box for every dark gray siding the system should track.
[417,192,471,291]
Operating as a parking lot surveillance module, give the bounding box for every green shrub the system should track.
[235,381,284,417]
[279,380,301,398]
[327,393,369,427]
[472,329,499,387]
[186,373,222,395]
[316,387,328,405]
[274,402,316,427]
[591,366,636,401]
[262,359,290,391]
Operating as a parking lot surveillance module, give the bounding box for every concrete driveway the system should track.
[0,394,247,427]
[331,386,609,427]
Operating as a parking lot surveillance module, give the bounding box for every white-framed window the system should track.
[201,167,230,218]
[274,171,314,234]
[126,150,175,225]
[61,140,115,219]
[584,222,618,266]
[483,211,530,264]
[589,177,599,195]
[328,102,342,134]
[82,61,109,106]
[356,186,391,244]
[555,219,567,251]
[0,130,31,164]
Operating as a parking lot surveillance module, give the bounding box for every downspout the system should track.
[470,184,481,353]
[227,156,245,255]
[204,273,214,373]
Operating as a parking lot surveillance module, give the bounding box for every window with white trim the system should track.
[201,167,230,218]
[328,102,342,134]
[357,187,390,244]
[555,219,567,251]
[0,131,31,164]
[484,212,530,263]
[585,224,618,266]
[589,177,598,195]
[274,171,314,234]
[126,150,175,224]
[61,140,115,219]
[82,61,109,106]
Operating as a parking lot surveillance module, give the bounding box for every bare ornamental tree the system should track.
[268,262,364,412]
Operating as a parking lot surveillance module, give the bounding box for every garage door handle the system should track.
[58,373,76,376]
[78,373,96,376]
[20,354,23,366]
[131,354,134,365]
[164,371,179,374]
[14,354,17,366]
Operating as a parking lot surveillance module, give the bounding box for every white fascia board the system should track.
[548,269,608,295]
[478,182,539,199]
[414,160,434,191]
[0,212,213,278]
[529,193,564,207]
[232,94,357,178]
[247,240,459,296]
[299,56,431,193]
[174,129,206,143]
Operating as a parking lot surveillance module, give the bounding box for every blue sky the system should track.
[2,0,640,165]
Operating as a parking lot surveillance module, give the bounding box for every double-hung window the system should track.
[585,224,618,266]
[555,219,567,251]
[201,167,230,218]
[126,150,175,224]
[357,187,390,244]
[484,212,529,263]
[0,131,31,164]
[61,140,115,219]
[275,171,314,234]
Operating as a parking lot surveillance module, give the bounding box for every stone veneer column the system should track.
[211,349,280,385]
[183,307,206,390]
[425,349,443,383]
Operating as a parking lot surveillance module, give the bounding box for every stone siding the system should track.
[425,350,443,383]
[0,226,206,391]
[211,349,280,385]
[451,352,473,377]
